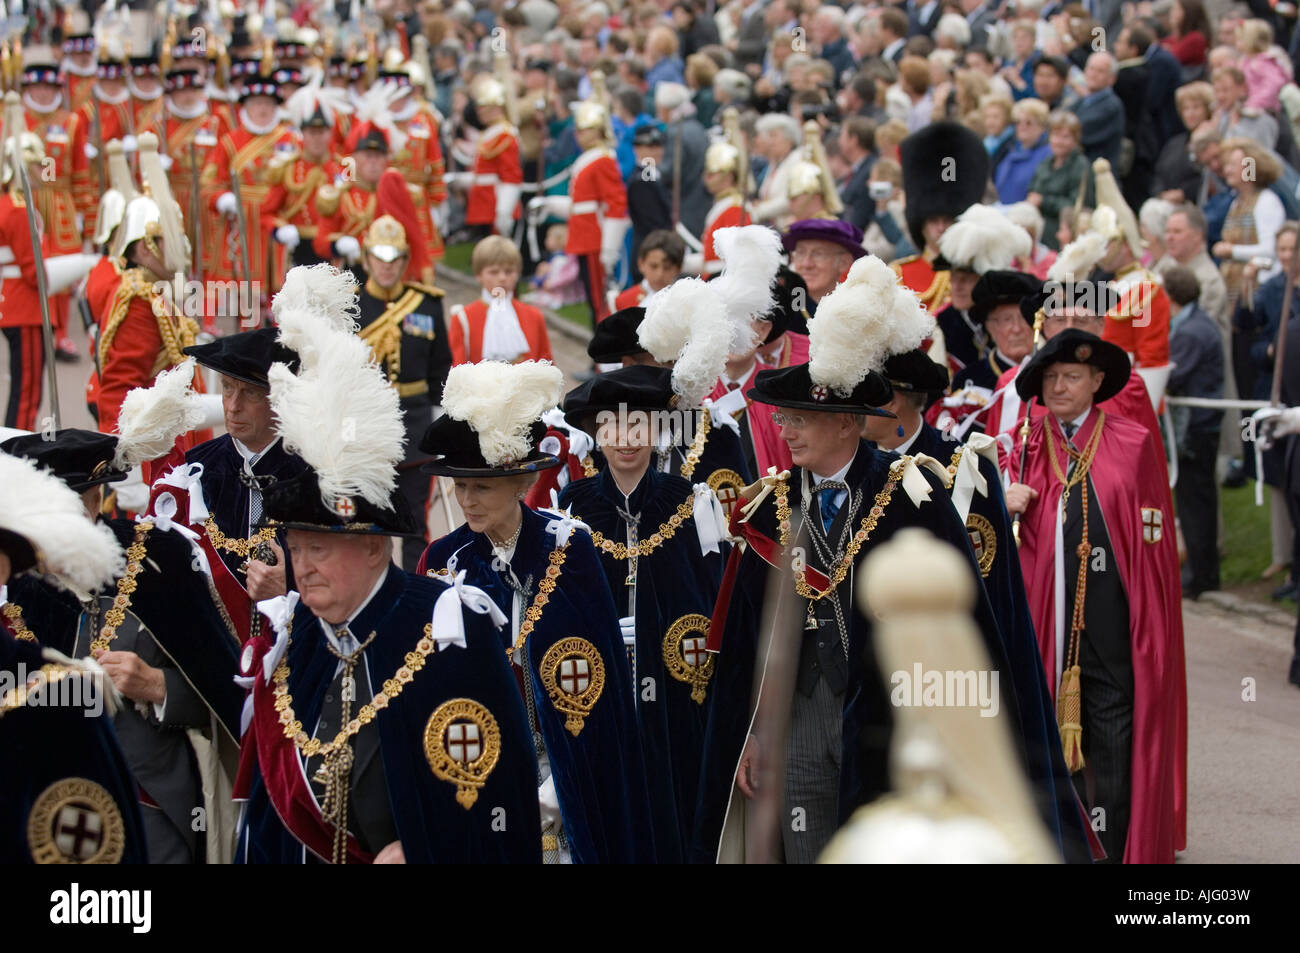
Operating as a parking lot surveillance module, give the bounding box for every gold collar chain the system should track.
[581,454,598,478]
[205,515,277,558]
[2,602,35,642]
[776,461,904,602]
[90,522,153,655]
[587,496,695,560]
[511,544,569,661]
[678,410,711,480]
[274,622,435,760]
[1044,413,1105,510]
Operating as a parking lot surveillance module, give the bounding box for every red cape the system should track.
[1014,409,1187,862]
[707,363,792,476]
[991,364,1166,481]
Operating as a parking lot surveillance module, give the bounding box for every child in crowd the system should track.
[525,223,586,310]
[449,235,553,364]
[614,229,685,309]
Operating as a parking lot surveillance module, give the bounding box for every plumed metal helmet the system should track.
[117,194,163,261]
[94,189,128,247]
[1,91,43,186]
[1,131,44,184]
[363,214,409,263]
[572,99,608,134]
[475,77,507,109]
[704,140,742,178]
[786,159,822,200]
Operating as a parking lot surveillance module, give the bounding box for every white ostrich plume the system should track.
[0,454,126,600]
[639,278,741,408]
[271,263,360,353]
[809,255,934,395]
[113,359,204,469]
[440,361,565,467]
[267,309,405,510]
[712,224,783,347]
[937,203,1032,273]
[1046,229,1108,282]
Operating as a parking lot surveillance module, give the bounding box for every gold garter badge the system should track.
[424,699,502,809]
[662,613,714,704]
[965,513,997,578]
[706,468,745,523]
[540,637,605,736]
[27,778,126,864]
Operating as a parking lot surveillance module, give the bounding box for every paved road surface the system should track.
[7,279,1297,863]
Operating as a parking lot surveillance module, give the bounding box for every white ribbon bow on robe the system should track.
[232,591,300,736]
[949,433,1000,522]
[740,466,790,524]
[897,454,953,508]
[704,396,742,437]
[430,552,509,650]
[691,482,728,555]
[540,407,594,463]
[542,503,591,547]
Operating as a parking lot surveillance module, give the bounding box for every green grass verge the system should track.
[1221,483,1272,588]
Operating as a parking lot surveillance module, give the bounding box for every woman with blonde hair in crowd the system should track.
[1155,82,1216,203]
[1213,137,1285,310]
[994,97,1051,204]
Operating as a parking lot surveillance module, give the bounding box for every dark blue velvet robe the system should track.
[1,630,148,863]
[186,434,309,581]
[2,574,82,656]
[691,440,1021,861]
[558,467,727,863]
[99,519,245,743]
[660,409,752,490]
[910,423,1093,862]
[421,506,657,863]
[236,565,543,863]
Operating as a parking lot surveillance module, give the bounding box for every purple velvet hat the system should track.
[781,218,867,260]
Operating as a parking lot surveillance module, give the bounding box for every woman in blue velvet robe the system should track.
[557,365,729,862]
[418,408,656,864]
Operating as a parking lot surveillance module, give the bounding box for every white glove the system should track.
[216,191,238,217]
[334,234,361,263]
[538,774,561,828]
[443,170,472,189]
[160,154,174,171]
[120,134,138,153]
[600,217,630,275]
[83,142,99,159]
[274,224,300,248]
[495,183,520,237]
[527,194,571,222]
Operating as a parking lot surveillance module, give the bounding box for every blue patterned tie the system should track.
[818,487,841,533]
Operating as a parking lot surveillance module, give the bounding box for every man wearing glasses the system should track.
[693,256,1011,863]
[781,219,866,308]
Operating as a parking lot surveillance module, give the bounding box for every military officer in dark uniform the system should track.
[355,214,453,568]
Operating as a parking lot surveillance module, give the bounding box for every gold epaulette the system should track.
[315,182,343,217]
[265,151,296,185]
[98,268,163,368]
